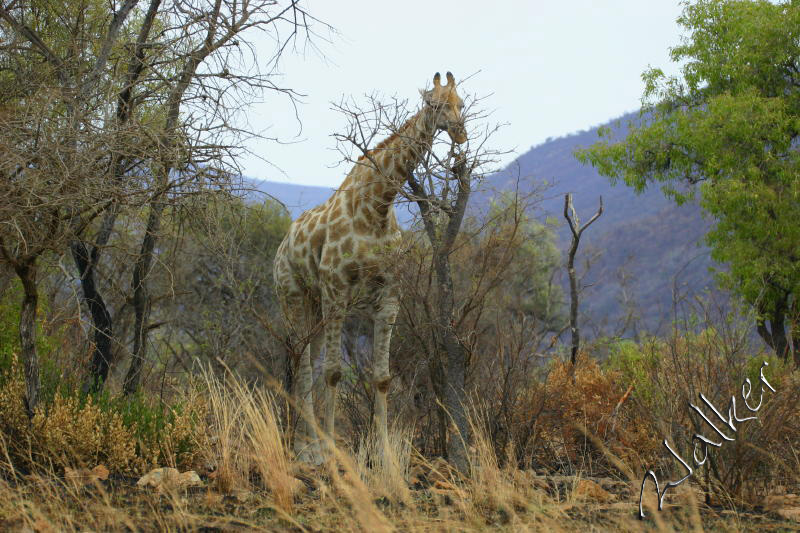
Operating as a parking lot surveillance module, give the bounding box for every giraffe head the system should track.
[421,71,467,144]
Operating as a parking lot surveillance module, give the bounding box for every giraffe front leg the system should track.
[373,294,399,457]
[293,335,323,463]
[321,297,346,452]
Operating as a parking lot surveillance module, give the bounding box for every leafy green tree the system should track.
[479,193,565,332]
[577,0,800,364]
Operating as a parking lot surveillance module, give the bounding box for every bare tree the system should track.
[563,193,603,367]
[332,88,505,471]
[71,0,163,393]
[0,0,321,403]
[389,189,564,466]
[120,0,316,394]
[0,0,145,411]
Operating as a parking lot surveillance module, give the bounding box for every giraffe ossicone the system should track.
[273,71,467,463]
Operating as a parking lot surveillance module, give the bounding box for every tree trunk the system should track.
[756,294,794,364]
[72,241,114,393]
[771,318,789,363]
[563,194,603,369]
[566,241,579,366]
[757,316,791,363]
[14,260,40,416]
[428,347,448,457]
[408,155,473,471]
[123,200,164,395]
[433,249,469,473]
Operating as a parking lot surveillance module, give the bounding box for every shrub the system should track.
[0,356,207,474]
[602,328,799,505]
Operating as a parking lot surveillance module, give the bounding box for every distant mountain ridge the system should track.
[476,111,717,336]
[245,177,419,225]
[243,180,334,219]
[252,110,719,337]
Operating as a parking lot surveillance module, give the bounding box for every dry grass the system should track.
[354,422,413,504]
[0,365,797,532]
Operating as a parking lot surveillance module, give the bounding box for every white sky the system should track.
[239,1,686,188]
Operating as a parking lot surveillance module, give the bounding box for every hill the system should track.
[243,180,335,219]
[475,111,718,336]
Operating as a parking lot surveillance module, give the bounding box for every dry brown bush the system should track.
[0,351,797,531]
[0,355,207,475]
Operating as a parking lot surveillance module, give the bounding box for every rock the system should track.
[64,464,109,487]
[764,493,800,522]
[574,479,615,503]
[777,508,800,523]
[137,467,178,488]
[179,470,202,487]
[136,467,203,491]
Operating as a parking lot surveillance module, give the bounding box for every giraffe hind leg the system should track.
[294,330,324,465]
[321,295,346,457]
[277,283,324,464]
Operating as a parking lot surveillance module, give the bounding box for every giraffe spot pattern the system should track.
[271,72,468,457]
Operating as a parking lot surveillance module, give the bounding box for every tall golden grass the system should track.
[1,363,792,532]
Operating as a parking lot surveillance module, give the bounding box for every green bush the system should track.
[604,337,662,406]
[0,280,66,401]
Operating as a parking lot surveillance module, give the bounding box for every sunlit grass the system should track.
[0,360,796,532]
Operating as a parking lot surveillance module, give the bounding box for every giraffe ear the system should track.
[433,72,441,87]
[420,88,435,106]
[446,71,455,86]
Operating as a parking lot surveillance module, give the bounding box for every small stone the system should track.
[777,508,800,522]
[574,479,615,503]
[91,464,110,481]
[137,467,178,488]
[136,467,202,491]
[179,471,202,487]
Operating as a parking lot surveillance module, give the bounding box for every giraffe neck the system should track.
[347,106,438,220]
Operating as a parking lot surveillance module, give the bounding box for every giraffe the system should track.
[273,71,467,462]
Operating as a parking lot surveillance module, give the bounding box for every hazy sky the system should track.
[239,1,686,188]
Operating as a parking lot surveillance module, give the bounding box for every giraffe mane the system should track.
[356,113,419,162]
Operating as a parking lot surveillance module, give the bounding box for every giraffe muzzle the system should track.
[448,125,468,144]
